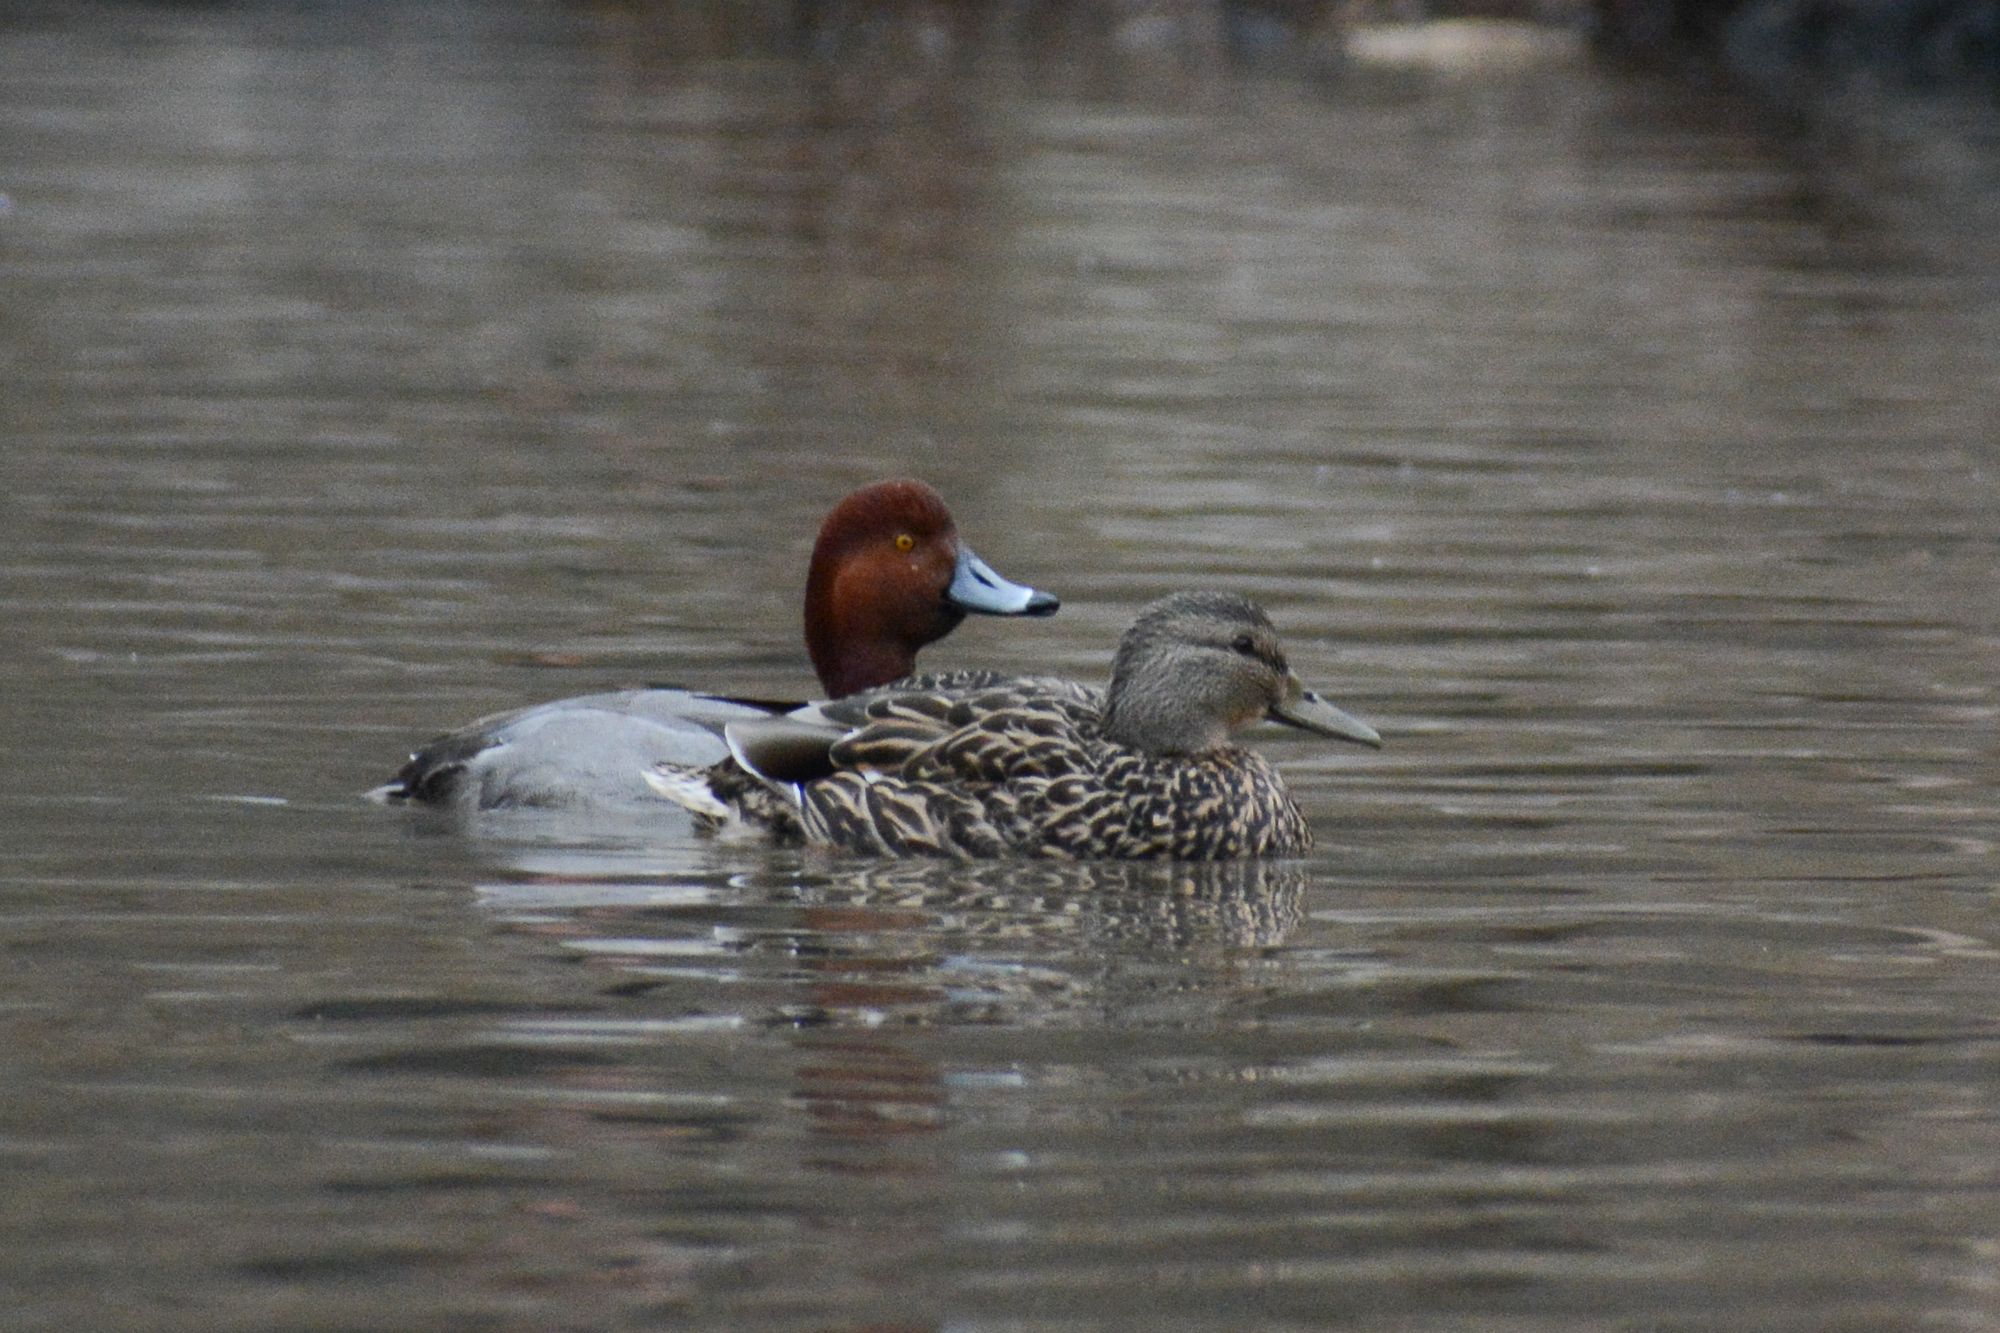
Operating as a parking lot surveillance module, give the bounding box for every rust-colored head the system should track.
[803,479,1057,697]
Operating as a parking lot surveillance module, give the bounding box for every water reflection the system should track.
[478,855,1310,1028]
[289,853,1330,1315]
[5,1,2000,1329]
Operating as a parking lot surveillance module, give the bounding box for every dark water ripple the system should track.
[3,4,1998,1331]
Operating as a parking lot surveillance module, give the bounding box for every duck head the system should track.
[804,479,1059,696]
[1101,591,1382,756]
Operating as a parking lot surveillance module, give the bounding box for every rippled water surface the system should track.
[4,4,1998,1329]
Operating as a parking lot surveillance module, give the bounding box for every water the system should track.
[3,5,1997,1329]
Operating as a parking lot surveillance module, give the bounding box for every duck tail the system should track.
[646,757,809,843]
[644,763,735,822]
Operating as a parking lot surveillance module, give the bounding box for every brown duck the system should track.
[646,591,1382,861]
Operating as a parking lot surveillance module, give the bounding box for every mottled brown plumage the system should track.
[646,592,1382,862]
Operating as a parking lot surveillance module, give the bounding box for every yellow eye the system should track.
[894,533,915,553]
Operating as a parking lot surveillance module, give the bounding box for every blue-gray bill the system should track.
[948,544,1060,617]
[1269,687,1383,748]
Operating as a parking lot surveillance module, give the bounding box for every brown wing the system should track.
[825,679,1100,775]
[816,673,1098,726]
[794,676,1312,862]
[799,686,1099,856]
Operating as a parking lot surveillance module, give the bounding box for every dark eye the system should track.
[1231,633,1259,657]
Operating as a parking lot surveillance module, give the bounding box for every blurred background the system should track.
[3,3,1996,1330]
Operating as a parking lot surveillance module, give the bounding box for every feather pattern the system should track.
[645,592,1382,862]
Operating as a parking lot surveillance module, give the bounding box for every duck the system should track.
[644,591,1383,860]
[372,479,1059,813]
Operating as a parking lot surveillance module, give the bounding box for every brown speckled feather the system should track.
[793,692,1312,861]
[646,593,1379,863]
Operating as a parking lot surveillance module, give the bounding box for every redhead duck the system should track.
[375,480,1058,812]
[645,591,1381,860]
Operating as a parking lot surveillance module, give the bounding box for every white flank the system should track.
[643,765,732,820]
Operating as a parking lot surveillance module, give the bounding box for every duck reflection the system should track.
[768,858,1306,1151]
[788,857,1308,981]
[372,851,1315,1313]
[471,854,1306,1140]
